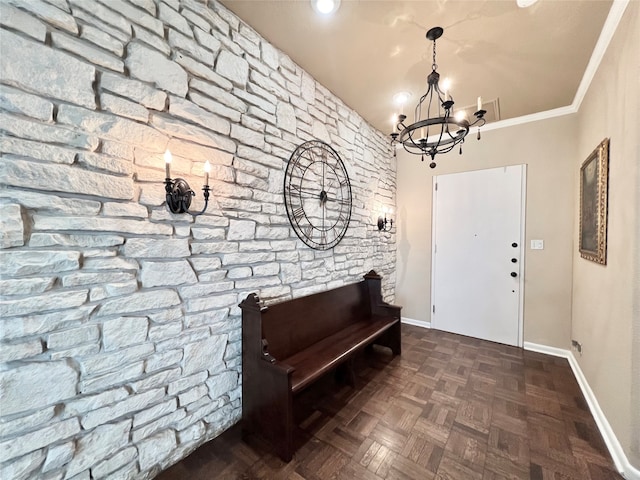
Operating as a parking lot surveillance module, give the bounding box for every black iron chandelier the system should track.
[390,27,486,169]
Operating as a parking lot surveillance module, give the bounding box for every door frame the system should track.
[429,165,528,347]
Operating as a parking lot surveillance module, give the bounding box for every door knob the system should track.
[510,272,518,278]
[511,258,517,263]
[512,242,518,248]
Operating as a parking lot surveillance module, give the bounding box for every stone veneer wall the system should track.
[0,1,396,479]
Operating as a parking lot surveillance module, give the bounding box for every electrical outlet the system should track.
[571,339,582,355]
[531,239,544,250]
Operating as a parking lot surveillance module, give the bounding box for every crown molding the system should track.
[485,0,630,132]
[481,105,577,132]
[572,0,630,112]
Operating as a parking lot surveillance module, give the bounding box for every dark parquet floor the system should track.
[156,325,622,480]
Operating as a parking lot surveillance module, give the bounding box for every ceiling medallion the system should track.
[390,27,486,169]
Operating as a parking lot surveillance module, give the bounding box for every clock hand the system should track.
[296,187,323,197]
[299,191,326,202]
[320,179,335,206]
[326,179,335,192]
[322,154,326,192]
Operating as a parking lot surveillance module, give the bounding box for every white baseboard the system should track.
[401,317,431,329]
[524,342,640,480]
[523,341,569,358]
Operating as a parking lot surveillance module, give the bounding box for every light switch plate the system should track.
[531,239,544,250]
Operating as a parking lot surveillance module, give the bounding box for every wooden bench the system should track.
[240,270,401,461]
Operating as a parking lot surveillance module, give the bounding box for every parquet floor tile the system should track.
[156,326,623,480]
[484,449,530,479]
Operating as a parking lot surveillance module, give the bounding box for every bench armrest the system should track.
[364,271,402,319]
[374,302,402,318]
[384,303,402,313]
[260,339,295,374]
[268,360,295,376]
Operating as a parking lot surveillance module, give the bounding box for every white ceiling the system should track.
[219,0,613,135]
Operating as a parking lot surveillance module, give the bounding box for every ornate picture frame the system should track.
[579,138,609,265]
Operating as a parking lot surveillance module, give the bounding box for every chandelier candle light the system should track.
[163,150,211,215]
[390,27,486,169]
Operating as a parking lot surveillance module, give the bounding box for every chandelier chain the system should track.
[432,38,437,71]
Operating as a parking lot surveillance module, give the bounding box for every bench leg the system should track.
[270,389,294,462]
[246,367,294,462]
[275,432,293,463]
[385,321,401,355]
[335,358,357,387]
[376,323,401,355]
[345,357,356,387]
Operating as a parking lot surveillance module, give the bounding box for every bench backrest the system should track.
[261,282,370,359]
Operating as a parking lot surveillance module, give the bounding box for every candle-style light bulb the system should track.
[441,78,451,101]
[477,96,482,112]
[394,92,410,116]
[164,150,172,179]
[204,161,211,186]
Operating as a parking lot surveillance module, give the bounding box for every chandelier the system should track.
[390,27,486,169]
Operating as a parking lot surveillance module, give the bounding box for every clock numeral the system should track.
[302,152,315,166]
[303,224,314,239]
[291,160,306,176]
[336,198,351,207]
[293,207,305,221]
[288,182,301,194]
[319,230,327,246]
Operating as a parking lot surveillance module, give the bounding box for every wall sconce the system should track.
[164,150,211,216]
[377,208,393,231]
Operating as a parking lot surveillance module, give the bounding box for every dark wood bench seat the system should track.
[240,270,401,462]
[285,315,400,393]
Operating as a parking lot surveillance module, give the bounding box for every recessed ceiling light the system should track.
[311,0,341,15]
[517,0,539,8]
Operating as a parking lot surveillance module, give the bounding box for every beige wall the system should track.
[573,1,639,468]
[396,114,577,348]
[397,2,639,470]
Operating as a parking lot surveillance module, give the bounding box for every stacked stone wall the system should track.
[0,0,396,478]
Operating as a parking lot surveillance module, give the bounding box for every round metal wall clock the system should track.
[284,140,352,250]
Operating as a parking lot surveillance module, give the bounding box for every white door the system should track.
[431,165,526,346]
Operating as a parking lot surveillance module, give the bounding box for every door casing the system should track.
[430,165,527,347]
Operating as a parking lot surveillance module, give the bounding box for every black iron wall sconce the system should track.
[377,209,393,231]
[164,150,211,216]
